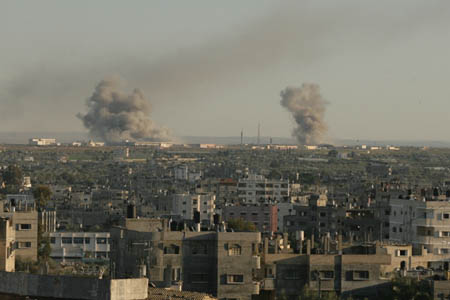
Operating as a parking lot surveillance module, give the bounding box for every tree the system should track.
[33,185,52,210]
[387,277,432,300]
[227,218,257,232]
[2,164,23,194]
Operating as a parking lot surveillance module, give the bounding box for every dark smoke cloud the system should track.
[280,83,328,145]
[77,79,171,143]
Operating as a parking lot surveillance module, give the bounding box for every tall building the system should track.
[223,204,277,233]
[171,193,216,225]
[237,174,289,204]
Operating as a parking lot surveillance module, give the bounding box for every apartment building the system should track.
[111,219,261,300]
[223,204,277,233]
[0,200,38,261]
[256,236,392,300]
[171,193,215,225]
[49,232,110,262]
[237,174,289,204]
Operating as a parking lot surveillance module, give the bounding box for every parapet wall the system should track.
[0,272,148,300]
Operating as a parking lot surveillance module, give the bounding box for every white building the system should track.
[171,193,215,224]
[49,232,110,262]
[388,197,450,255]
[237,174,289,204]
[28,138,57,146]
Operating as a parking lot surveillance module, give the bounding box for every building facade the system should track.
[223,204,277,233]
[237,174,289,204]
[49,232,110,262]
[111,222,261,300]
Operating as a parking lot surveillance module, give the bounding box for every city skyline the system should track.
[1,1,450,142]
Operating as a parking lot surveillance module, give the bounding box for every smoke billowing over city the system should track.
[77,79,171,143]
[280,83,328,145]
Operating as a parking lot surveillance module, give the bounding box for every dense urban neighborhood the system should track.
[1,140,450,299]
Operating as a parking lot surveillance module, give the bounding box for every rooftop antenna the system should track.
[257,122,260,145]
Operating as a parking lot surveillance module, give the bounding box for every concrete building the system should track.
[237,174,289,204]
[0,217,15,272]
[257,236,392,299]
[223,204,277,233]
[49,232,110,262]
[171,193,216,225]
[0,200,38,261]
[28,138,57,146]
[111,219,261,300]
[276,203,296,232]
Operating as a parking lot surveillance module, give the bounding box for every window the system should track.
[164,244,180,254]
[191,273,209,283]
[16,241,32,248]
[74,237,84,244]
[311,271,334,280]
[16,224,32,230]
[62,237,73,244]
[320,212,326,217]
[398,250,408,256]
[227,274,244,284]
[228,244,242,256]
[442,231,450,237]
[84,237,91,244]
[444,213,450,219]
[50,237,56,244]
[352,270,369,280]
[96,238,107,244]
[392,227,397,233]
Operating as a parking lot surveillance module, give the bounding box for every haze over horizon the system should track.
[2,1,450,142]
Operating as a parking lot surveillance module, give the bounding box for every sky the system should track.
[1,0,450,142]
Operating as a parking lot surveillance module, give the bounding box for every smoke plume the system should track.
[280,83,328,145]
[77,79,171,143]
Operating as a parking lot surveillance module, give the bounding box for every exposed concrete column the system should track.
[306,239,311,255]
[275,235,281,254]
[283,233,289,253]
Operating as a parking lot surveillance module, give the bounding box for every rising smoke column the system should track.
[77,79,171,143]
[280,83,328,145]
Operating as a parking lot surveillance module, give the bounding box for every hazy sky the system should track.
[1,0,450,142]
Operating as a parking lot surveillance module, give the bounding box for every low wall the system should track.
[0,272,148,300]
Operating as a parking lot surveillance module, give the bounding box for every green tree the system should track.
[387,277,432,300]
[37,224,52,262]
[227,218,257,232]
[2,164,23,193]
[33,185,52,210]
